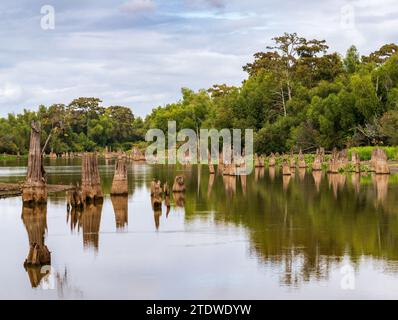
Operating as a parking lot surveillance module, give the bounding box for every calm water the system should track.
[1,158,398,299]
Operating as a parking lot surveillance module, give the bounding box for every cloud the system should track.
[182,0,226,10]
[120,0,156,14]
[0,0,397,117]
[204,0,225,8]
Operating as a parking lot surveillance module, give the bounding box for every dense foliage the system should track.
[1,33,398,155]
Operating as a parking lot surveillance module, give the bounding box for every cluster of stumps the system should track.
[253,147,390,176]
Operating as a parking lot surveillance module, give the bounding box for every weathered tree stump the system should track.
[282,160,291,176]
[327,148,341,173]
[66,184,84,211]
[150,179,162,196]
[351,151,361,173]
[172,176,186,193]
[22,204,51,267]
[150,179,162,210]
[111,155,128,195]
[298,149,307,168]
[372,148,390,175]
[22,122,47,204]
[289,151,296,168]
[269,153,276,167]
[254,154,265,168]
[312,149,323,171]
[223,163,237,176]
[208,151,215,174]
[81,152,103,203]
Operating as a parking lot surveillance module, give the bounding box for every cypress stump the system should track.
[111,156,128,195]
[372,148,390,175]
[312,149,323,171]
[81,152,103,203]
[22,121,47,204]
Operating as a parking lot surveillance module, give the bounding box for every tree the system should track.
[344,45,361,73]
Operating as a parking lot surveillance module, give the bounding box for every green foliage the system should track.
[0,98,138,155]
[1,35,398,156]
[349,146,398,160]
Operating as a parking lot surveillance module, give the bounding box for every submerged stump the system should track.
[282,160,291,176]
[66,183,84,211]
[327,148,341,174]
[269,153,276,167]
[111,156,128,195]
[372,148,390,175]
[312,149,323,171]
[172,176,186,193]
[22,121,47,204]
[298,149,307,168]
[351,152,361,174]
[81,153,103,203]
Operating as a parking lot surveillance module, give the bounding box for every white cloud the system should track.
[0,0,397,117]
[120,0,156,13]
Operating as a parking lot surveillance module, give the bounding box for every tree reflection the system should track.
[22,204,51,288]
[179,166,398,287]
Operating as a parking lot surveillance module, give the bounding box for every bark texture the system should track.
[172,176,186,193]
[81,152,103,203]
[312,149,323,171]
[372,148,390,175]
[23,122,47,204]
[111,156,128,195]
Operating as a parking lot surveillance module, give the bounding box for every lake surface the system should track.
[1,158,398,300]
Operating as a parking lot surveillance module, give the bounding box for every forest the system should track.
[1,33,398,155]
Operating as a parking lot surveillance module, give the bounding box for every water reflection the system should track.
[151,197,162,230]
[269,166,276,181]
[3,158,398,298]
[111,195,128,231]
[373,174,389,206]
[79,204,103,251]
[282,175,291,191]
[223,176,236,196]
[173,192,185,208]
[298,168,306,181]
[312,171,322,192]
[351,173,361,194]
[22,204,51,288]
[327,173,346,198]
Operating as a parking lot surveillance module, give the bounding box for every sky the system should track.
[0,0,397,117]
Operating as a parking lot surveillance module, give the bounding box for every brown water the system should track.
[1,158,398,300]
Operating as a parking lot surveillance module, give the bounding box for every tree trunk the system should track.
[22,121,47,204]
[111,156,128,195]
[81,152,103,203]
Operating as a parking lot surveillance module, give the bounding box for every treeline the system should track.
[0,98,146,154]
[1,33,398,155]
[146,33,398,154]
